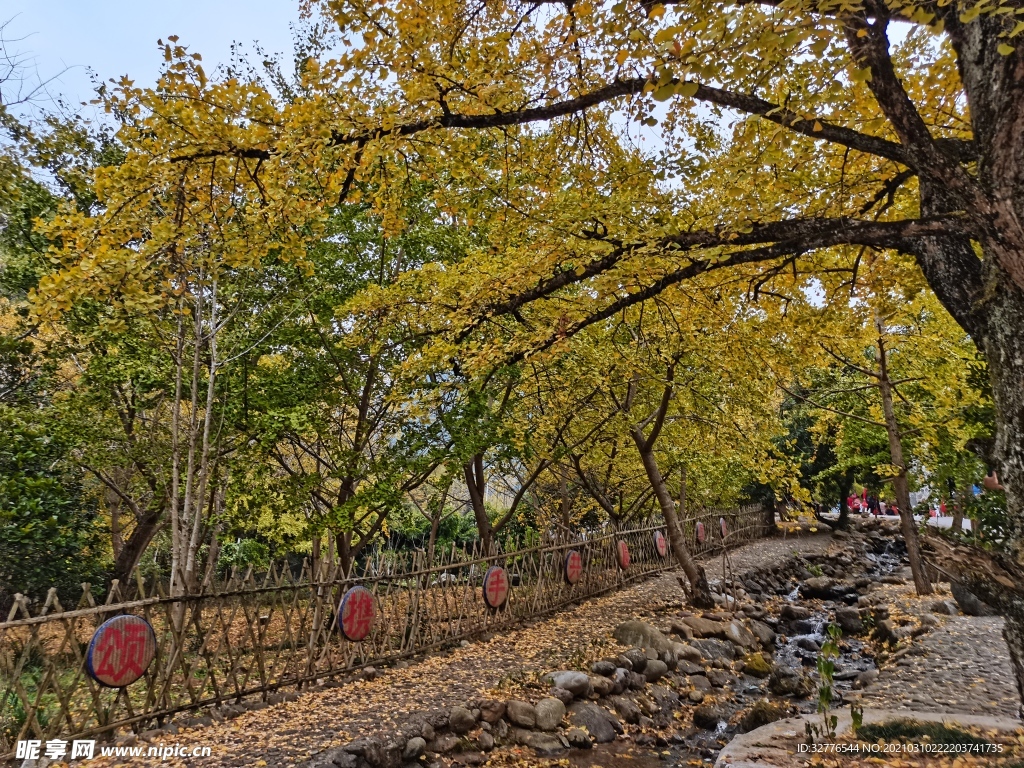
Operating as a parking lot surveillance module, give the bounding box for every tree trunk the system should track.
[630,427,713,608]
[876,325,933,596]
[464,455,493,554]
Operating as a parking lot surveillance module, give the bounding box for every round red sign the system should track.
[720,516,728,539]
[86,615,157,688]
[696,521,706,543]
[338,586,376,641]
[654,531,668,558]
[565,550,583,584]
[616,540,630,569]
[483,565,510,609]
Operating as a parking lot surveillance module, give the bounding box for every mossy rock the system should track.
[739,699,788,733]
[742,652,772,678]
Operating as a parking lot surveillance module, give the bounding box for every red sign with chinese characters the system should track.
[483,566,509,609]
[339,586,376,641]
[617,540,630,569]
[86,615,156,688]
[696,521,706,544]
[654,531,668,558]
[565,550,583,584]
[720,517,728,539]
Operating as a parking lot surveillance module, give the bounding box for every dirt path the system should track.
[109,533,830,768]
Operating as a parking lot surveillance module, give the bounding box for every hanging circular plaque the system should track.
[565,550,584,584]
[86,615,157,688]
[720,516,728,539]
[483,565,510,609]
[654,531,668,558]
[338,586,376,641]
[616,540,630,569]
[696,521,706,544]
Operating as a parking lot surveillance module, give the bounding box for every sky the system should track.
[3,1,303,110]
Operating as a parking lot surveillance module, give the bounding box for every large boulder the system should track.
[479,699,506,723]
[644,659,669,682]
[613,621,674,652]
[739,700,789,733]
[692,704,728,729]
[449,706,476,734]
[768,666,814,698]
[608,695,641,724]
[835,607,864,635]
[514,729,565,756]
[800,576,838,599]
[951,582,997,617]
[741,652,772,678]
[568,702,620,744]
[749,619,776,648]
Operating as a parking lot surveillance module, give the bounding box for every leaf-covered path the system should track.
[125,534,832,768]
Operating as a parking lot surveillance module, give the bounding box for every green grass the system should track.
[856,718,992,746]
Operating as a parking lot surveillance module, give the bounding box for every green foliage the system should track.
[0,407,107,609]
[217,539,272,573]
[806,623,842,744]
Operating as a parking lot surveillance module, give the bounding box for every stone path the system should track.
[98,533,830,768]
[857,587,1019,719]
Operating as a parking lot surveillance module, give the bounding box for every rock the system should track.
[692,704,727,729]
[549,686,574,705]
[769,666,814,697]
[681,616,727,639]
[644,659,669,682]
[506,700,537,728]
[615,654,634,671]
[801,576,837,599]
[543,671,591,698]
[591,660,617,677]
[660,649,678,671]
[739,699,788,733]
[431,734,461,754]
[403,737,426,760]
[479,699,506,724]
[622,647,648,673]
[780,604,811,620]
[342,736,400,767]
[951,582,997,616]
[741,652,772,678]
[688,674,712,691]
[931,599,959,616]
[568,702,620,743]
[706,668,732,687]
[307,746,359,768]
[687,689,705,703]
[589,675,614,696]
[515,729,565,756]
[534,698,566,731]
[449,706,476,734]
[610,667,630,694]
[874,619,909,644]
[690,638,736,661]
[609,695,642,724]
[918,613,940,629]
[627,671,647,690]
[796,636,821,652]
[613,621,674,653]
[853,669,879,688]
[673,642,702,662]
[724,620,758,649]
[477,732,494,752]
[566,728,593,749]
[835,607,864,635]
[670,621,695,640]
[678,660,703,675]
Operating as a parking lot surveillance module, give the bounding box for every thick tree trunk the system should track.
[630,427,714,608]
[876,326,933,595]
[464,455,493,554]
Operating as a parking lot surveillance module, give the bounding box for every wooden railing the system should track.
[0,505,772,754]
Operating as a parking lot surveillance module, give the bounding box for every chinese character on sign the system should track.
[44,739,67,759]
[16,741,41,760]
[71,739,96,759]
[483,566,509,608]
[86,615,156,687]
[565,550,583,584]
[339,586,376,641]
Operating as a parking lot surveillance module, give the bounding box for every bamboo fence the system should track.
[0,505,772,755]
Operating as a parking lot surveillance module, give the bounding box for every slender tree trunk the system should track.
[464,455,493,554]
[559,464,572,530]
[876,326,933,595]
[630,427,713,608]
[950,496,964,534]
